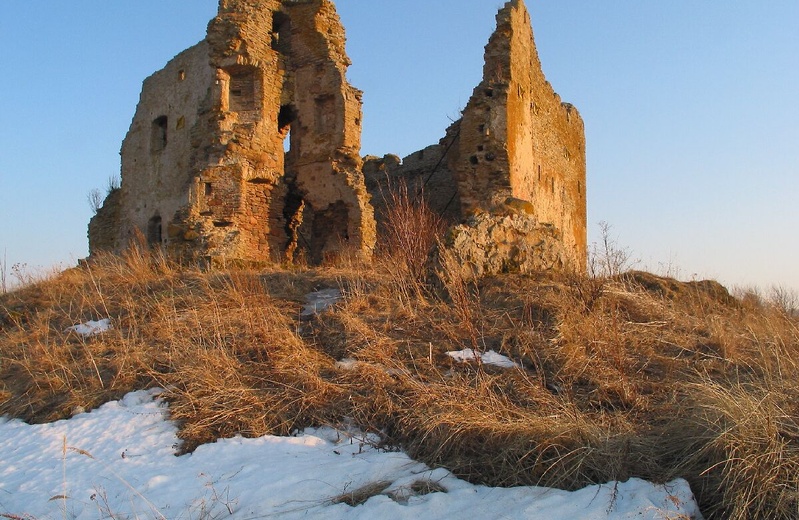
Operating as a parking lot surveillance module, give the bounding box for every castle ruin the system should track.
[89,0,587,273]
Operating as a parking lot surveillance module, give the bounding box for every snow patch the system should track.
[301,288,343,318]
[335,358,359,370]
[66,318,112,337]
[0,390,703,519]
[447,348,518,368]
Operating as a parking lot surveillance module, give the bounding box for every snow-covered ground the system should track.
[0,389,702,519]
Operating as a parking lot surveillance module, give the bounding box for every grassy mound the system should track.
[2,241,798,519]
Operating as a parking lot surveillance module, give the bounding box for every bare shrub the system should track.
[87,176,120,215]
[378,179,445,302]
[769,285,798,317]
[87,188,104,215]
[0,249,7,295]
[590,221,634,278]
[565,221,635,315]
[106,174,121,195]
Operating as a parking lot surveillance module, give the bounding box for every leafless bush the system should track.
[769,285,798,317]
[590,221,634,278]
[382,180,445,279]
[0,249,7,295]
[87,176,121,215]
[87,188,104,215]
[106,174,120,195]
[378,179,446,303]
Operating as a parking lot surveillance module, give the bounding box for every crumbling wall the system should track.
[116,43,215,254]
[362,0,586,275]
[364,145,461,229]
[277,0,375,264]
[88,0,584,275]
[442,0,587,272]
[87,188,123,255]
[90,0,375,266]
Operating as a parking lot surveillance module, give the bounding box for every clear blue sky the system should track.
[1,1,797,291]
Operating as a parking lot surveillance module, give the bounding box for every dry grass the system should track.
[331,481,393,507]
[2,236,799,518]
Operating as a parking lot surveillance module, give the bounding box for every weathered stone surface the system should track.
[90,0,375,265]
[433,211,569,280]
[88,0,585,276]
[444,0,586,272]
[364,0,586,275]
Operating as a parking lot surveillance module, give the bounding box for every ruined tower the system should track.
[364,0,587,274]
[89,0,375,265]
[446,0,586,269]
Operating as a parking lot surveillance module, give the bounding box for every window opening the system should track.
[272,12,292,54]
[228,69,256,112]
[278,104,298,135]
[151,116,168,153]
[147,215,162,247]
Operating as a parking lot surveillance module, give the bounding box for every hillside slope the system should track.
[1,245,797,519]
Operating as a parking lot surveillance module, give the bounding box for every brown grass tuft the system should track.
[331,481,393,507]
[375,179,446,306]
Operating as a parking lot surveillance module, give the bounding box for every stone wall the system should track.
[364,145,461,230]
[89,0,585,276]
[116,42,214,256]
[87,188,123,255]
[90,0,375,266]
[365,0,587,274]
[444,0,586,271]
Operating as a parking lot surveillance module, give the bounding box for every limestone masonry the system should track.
[89,0,587,273]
